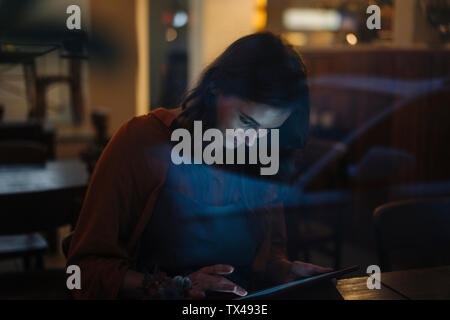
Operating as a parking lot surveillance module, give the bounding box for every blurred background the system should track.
[0,0,449,299]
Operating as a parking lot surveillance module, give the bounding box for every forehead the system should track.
[239,101,292,128]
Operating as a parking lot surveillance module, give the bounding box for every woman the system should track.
[67,32,331,300]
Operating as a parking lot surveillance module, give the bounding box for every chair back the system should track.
[374,198,450,271]
[0,140,47,164]
[0,122,55,161]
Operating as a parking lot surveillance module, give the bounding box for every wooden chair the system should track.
[374,198,450,272]
[0,233,47,270]
[0,131,52,270]
[285,139,350,269]
[0,122,55,159]
[0,141,47,164]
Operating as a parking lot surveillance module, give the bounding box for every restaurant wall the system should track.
[88,0,139,134]
[188,0,256,86]
[393,0,442,46]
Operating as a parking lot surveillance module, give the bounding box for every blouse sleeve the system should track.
[67,117,158,299]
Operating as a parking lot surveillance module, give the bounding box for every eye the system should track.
[239,115,251,125]
[239,114,257,128]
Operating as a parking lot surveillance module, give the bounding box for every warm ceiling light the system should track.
[166,28,178,42]
[283,32,308,46]
[283,8,342,31]
[255,0,267,8]
[173,11,188,28]
[346,33,358,45]
[253,10,267,31]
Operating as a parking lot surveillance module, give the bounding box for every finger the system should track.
[292,261,332,276]
[206,275,247,297]
[303,262,333,275]
[201,264,234,275]
[311,265,333,274]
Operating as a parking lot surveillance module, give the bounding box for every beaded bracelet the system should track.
[140,268,192,300]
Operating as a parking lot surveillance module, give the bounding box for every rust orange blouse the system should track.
[67,108,291,299]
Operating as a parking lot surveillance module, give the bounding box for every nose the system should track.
[245,131,257,147]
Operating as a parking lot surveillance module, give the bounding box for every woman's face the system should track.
[215,94,292,149]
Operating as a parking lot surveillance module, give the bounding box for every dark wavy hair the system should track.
[175,31,309,147]
[172,32,309,189]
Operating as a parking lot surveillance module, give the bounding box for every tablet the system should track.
[235,265,360,300]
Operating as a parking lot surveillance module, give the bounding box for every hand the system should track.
[187,264,248,299]
[286,261,333,282]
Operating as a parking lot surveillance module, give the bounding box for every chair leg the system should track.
[23,256,31,271]
[334,237,341,270]
[334,209,344,270]
[35,254,44,270]
[47,229,58,254]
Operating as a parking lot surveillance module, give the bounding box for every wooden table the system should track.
[0,160,89,235]
[337,266,450,300]
[0,160,88,196]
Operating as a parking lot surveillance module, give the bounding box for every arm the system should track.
[264,203,293,284]
[264,203,332,284]
[67,116,247,299]
[121,266,248,299]
[120,270,145,299]
[67,117,157,299]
